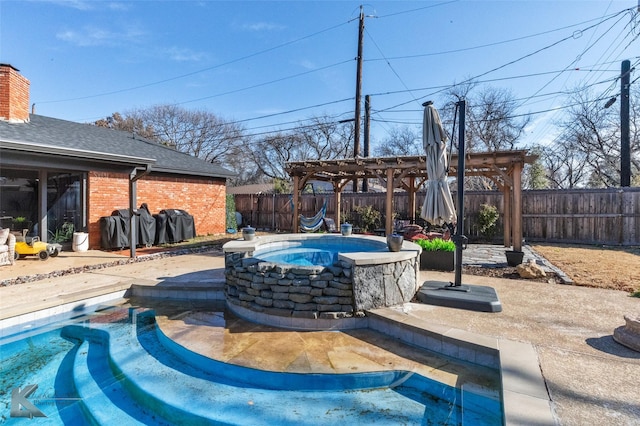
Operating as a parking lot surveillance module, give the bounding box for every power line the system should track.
[37,20,352,105]
[374,0,459,19]
[367,67,619,98]
[373,7,636,115]
[364,28,420,105]
[174,59,353,106]
[366,8,635,63]
[513,10,631,111]
[370,95,615,127]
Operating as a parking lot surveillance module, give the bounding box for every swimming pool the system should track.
[255,242,380,267]
[1,302,502,425]
[253,236,385,266]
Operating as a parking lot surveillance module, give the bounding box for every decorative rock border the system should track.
[223,234,421,324]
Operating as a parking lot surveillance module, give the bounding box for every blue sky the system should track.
[1,0,638,151]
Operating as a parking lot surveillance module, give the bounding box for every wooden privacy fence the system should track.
[233,187,640,246]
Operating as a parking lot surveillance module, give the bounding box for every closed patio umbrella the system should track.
[420,101,456,227]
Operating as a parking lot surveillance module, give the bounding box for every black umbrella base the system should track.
[417,280,502,313]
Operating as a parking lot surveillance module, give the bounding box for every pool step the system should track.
[67,335,168,425]
[129,279,225,301]
[62,312,448,425]
[64,322,222,425]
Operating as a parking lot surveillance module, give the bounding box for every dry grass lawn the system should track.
[531,244,640,293]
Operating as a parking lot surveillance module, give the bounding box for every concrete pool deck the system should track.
[1,245,639,424]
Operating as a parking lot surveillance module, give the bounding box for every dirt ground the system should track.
[529,243,640,293]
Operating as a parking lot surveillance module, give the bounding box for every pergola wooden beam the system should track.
[287,151,536,248]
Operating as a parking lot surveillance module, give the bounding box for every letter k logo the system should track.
[10,384,46,418]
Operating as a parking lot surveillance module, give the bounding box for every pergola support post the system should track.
[334,182,341,229]
[385,168,394,235]
[512,162,523,251]
[292,175,300,233]
[503,185,511,248]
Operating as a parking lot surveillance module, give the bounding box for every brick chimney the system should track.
[0,64,30,123]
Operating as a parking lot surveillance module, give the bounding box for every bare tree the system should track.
[557,89,622,187]
[94,112,155,140]
[224,142,265,186]
[374,126,421,156]
[538,84,640,188]
[536,140,588,188]
[442,82,530,152]
[247,115,354,180]
[299,116,353,159]
[123,105,244,165]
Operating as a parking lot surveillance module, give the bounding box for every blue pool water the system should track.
[0,304,503,425]
[255,241,381,267]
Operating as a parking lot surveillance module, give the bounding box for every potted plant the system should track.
[416,238,455,271]
[386,233,404,252]
[11,216,29,232]
[505,249,524,266]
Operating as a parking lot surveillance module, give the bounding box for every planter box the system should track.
[420,250,455,271]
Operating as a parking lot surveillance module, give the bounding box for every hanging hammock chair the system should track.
[299,200,328,232]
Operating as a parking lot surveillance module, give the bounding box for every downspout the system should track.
[129,164,152,258]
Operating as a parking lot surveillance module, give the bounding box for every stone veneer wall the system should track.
[224,250,419,320]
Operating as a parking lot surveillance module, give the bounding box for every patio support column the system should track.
[292,175,300,233]
[385,168,394,235]
[128,164,151,258]
[503,184,511,248]
[513,162,523,251]
[129,169,138,258]
[38,170,47,242]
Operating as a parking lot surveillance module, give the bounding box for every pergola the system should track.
[286,150,537,251]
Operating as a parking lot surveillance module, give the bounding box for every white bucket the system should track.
[72,232,89,252]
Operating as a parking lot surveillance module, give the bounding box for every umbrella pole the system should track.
[452,100,467,288]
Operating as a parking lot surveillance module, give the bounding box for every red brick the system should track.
[88,172,226,249]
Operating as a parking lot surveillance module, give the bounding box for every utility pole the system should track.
[353,5,364,192]
[620,59,631,187]
[362,94,370,192]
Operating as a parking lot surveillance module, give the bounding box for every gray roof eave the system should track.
[152,165,237,179]
[0,139,156,166]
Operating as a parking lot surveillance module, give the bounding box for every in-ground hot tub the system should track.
[223,234,421,329]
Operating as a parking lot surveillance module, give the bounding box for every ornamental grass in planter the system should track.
[416,238,455,271]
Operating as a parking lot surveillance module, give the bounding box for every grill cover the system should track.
[159,209,195,243]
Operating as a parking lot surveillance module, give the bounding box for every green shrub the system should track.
[477,203,499,242]
[415,238,455,252]
[351,205,381,232]
[226,194,237,230]
[50,222,74,243]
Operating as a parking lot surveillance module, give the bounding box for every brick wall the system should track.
[88,172,226,249]
[0,64,30,123]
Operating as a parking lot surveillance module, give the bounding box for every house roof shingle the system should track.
[0,114,235,179]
